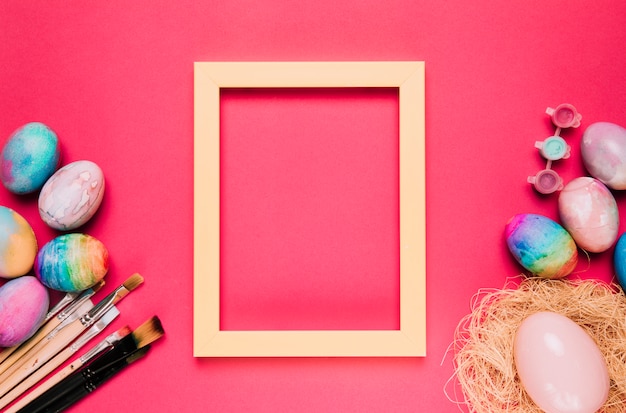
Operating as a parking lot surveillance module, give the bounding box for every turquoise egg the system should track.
[613,233,626,290]
[0,122,61,194]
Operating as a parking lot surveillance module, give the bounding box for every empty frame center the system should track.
[219,88,400,331]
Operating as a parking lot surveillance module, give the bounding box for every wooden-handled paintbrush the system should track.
[0,274,143,399]
[0,282,104,376]
[0,306,120,411]
[9,316,164,413]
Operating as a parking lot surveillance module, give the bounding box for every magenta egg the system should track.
[0,276,49,347]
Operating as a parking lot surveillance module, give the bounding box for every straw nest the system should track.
[447,277,626,412]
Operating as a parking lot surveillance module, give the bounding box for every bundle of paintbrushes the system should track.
[0,273,165,412]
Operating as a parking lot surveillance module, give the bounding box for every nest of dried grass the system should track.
[447,277,626,412]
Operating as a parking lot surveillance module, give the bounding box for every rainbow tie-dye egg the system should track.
[505,213,578,279]
[35,233,108,292]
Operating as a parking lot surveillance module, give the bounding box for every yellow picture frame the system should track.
[194,61,426,357]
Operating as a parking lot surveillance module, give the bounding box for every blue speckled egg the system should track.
[0,122,61,194]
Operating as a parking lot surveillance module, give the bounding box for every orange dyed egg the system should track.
[0,206,38,279]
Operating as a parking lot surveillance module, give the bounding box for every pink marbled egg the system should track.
[0,276,49,347]
[38,160,105,231]
[558,177,619,253]
[581,122,626,190]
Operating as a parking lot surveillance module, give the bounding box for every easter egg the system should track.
[514,311,609,413]
[0,122,61,194]
[38,160,105,231]
[505,214,578,279]
[0,276,49,347]
[581,122,626,190]
[0,206,38,279]
[558,177,619,253]
[35,233,108,292]
[613,233,626,290]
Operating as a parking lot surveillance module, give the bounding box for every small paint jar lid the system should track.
[528,169,563,194]
[535,136,570,161]
[546,103,581,129]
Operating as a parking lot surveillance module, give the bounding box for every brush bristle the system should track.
[92,280,106,293]
[123,273,144,292]
[117,326,132,337]
[132,316,164,348]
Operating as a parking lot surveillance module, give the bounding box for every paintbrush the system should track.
[0,282,103,376]
[0,306,120,411]
[0,274,143,398]
[3,324,132,413]
[20,346,151,413]
[11,316,163,413]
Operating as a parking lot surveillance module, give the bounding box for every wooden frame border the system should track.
[194,62,425,356]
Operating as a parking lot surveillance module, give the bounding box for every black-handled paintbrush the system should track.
[21,346,150,413]
[13,316,164,413]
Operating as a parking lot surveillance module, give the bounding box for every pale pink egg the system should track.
[514,311,609,413]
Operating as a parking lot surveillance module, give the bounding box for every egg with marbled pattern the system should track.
[0,276,49,347]
[35,233,108,292]
[558,177,619,253]
[38,160,105,231]
[0,122,61,194]
[581,122,626,190]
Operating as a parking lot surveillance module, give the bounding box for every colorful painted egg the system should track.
[35,233,108,292]
[0,122,61,194]
[505,213,577,279]
[514,311,609,413]
[0,206,38,279]
[0,276,49,347]
[558,177,619,253]
[613,233,626,290]
[38,160,105,231]
[581,122,626,190]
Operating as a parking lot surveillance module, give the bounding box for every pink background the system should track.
[1,1,626,412]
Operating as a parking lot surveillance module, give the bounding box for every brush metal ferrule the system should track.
[44,292,80,321]
[79,330,126,364]
[80,285,129,328]
[55,286,99,325]
[69,307,119,353]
